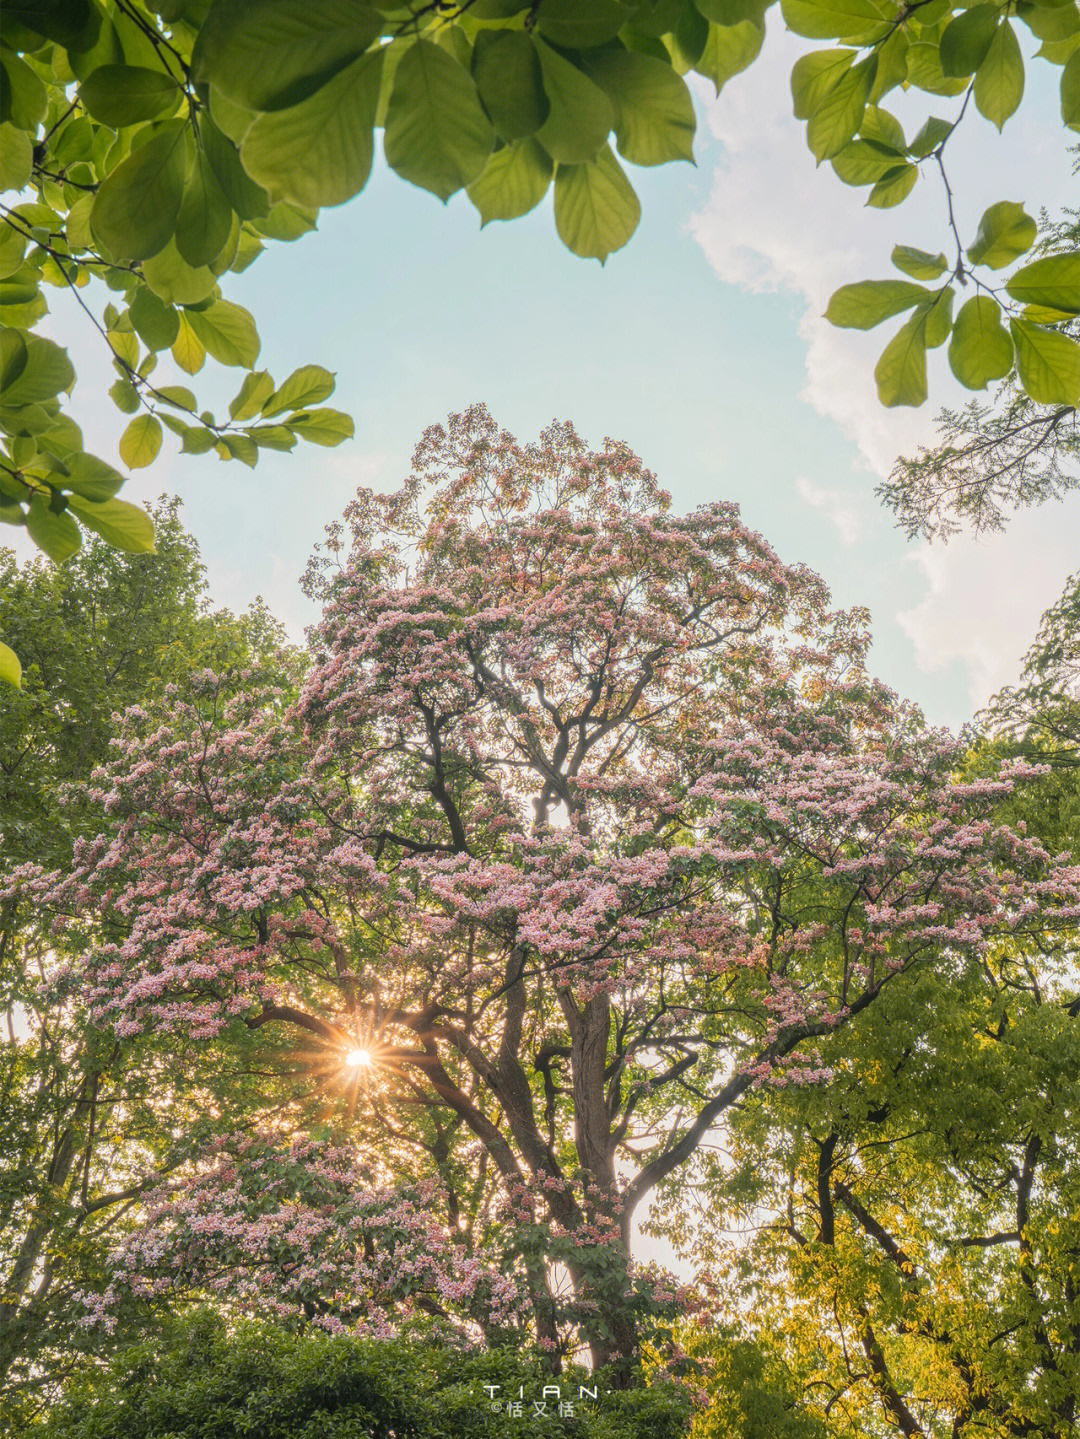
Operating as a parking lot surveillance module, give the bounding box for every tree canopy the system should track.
[5,411,1078,1433]
[1,0,1079,683]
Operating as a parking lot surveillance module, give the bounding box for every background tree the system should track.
[0,503,299,1422]
[38,409,1080,1386]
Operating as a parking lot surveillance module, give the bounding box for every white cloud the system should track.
[690,29,1080,700]
[795,474,862,545]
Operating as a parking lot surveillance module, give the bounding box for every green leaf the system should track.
[0,327,28,389]
[143,239,218,306]
[695,20,765,92]
[472,31,548,142]
[1010,318,1080,403]
[807,56,876,161]
[385,39,495,200]
[202,117,269,220]
[109,377,140,413]
[0,640,21,687]
[907,115,954,157]
[892,245,948,280]
[26,494,82,562]
[2,333,73,404]
[6,0,99,50]
[824,279,929,329]
[948,296,1014,388]
[467,137,553,223]
[242,48,383,209]
[832,139,905,185]
[554,144,641,263]
[859,104,905,150]
[155,384,198,411]
[1063,50,1080,130]
[966,201,1036,268]
[176,146,233,267]
[119,413,162,468]
[1,53,48,130]
[178,423,215,453]
[250,424,297,450]
[184,300,259,368]
[534,39,615,165]
[262,365,335,417]
[63,452,125,500]
[1005,253,1080,315]
[584,51,696,166]
[90,120,189,262]
[129,286,180,351]
[904,42,969,96]
[229,371,275,421]
[286,407,354,445]
[919,287,954,348]
[66,493,155,551]
[0,223,27,280]
[79,65,181,126]
[939,5,998,77]
[781,0,889,39]
[192,0,381,111]
[866,163,917,207]
[171,311,206,374]
[974,20,1024,129]
[219,432,258,467]
[875,310,928,406]
[0,124,33,194]
[534,0,634,47]
[791,50,856,120]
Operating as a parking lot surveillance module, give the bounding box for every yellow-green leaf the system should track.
[119,413,162,468]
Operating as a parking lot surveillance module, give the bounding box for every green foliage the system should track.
[35,1313,694,1439]
[0,0,1077,638]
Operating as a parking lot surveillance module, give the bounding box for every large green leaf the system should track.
[63,452,125,500]
[192,0,380,111]
[947,296,1014,389]
[966,201,1036,268]
[284,408,354,445]
[781,0,889,40]
[1064,50,1080,130]
[695,19,765,92]
[129,286,180,352]
[26,494,81,562]
[1,52,48,130]
[534,0,635,47]
[0,640,21,687]
[6,0,99,50]
[1006,253,1080,315]
[263,365,335,417]
[584,51,695,166]
[0,124,33,193]
[874,310,928,407]
[79,65,181,126]
[2,333,73,404]
[184,300,260,368]
[824,279,929,329]
[384,39,494,200]
[0,327,28,389]
[228,371,275,421]
[119,414,162,468]
[939,5,998,77]
[202,117,269,220]
[974,20,1024,129]
[467,137,553,224]
[176,145,233,267]
[806,54,876,161]
[554,144,641,262]
[1010,319,1080,404]
[242,49,383,208]
[471,31,548,142]
[534,39,615,165]
[142,240,218,305]
[66,493,155,551]
[90,120,189,262]
[791,50,856,119]
[891,246,947,280]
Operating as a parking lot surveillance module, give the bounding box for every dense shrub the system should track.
[35,1314,693,1439]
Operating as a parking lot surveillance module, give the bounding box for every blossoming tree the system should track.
[52,407,1080,1376]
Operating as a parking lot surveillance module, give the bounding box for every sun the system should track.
[345,1048,371,1068]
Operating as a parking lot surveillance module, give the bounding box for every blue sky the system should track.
[34,28,1080,729]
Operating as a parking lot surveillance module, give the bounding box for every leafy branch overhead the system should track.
[0,0,1078,685]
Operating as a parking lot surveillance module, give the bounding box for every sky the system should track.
[28,26,1080,731]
